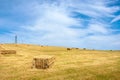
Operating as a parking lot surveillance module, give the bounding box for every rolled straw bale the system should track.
[32,55,55,69]
[0,50,16,54]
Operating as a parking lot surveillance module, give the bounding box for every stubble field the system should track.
[0,44,120,80]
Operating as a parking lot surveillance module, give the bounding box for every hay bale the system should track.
[32,55,55,69]
[67,48,71,50]
[83,48,86,50]
[72,48,79,50]
[75,48,79,49]
[0,50,16,54]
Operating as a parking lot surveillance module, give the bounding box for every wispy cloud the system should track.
[0,0,120,50]
[67,0,119,18]
[111,15,120,23]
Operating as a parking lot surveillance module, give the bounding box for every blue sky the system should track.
[0,0,120,50]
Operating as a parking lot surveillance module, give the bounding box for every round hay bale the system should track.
[41,45,44,47]
[83,48,86,50]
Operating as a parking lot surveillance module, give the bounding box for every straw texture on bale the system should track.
[0,50,16,54]
[32,55,55,69]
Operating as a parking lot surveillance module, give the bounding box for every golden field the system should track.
[0,44,120,80]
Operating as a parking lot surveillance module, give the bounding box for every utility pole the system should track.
[15,35,17,44]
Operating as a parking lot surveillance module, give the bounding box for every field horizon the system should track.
[0,44,120,80]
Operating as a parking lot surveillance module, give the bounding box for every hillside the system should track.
[0,44,120,80]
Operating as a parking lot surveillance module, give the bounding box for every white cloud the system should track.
[18,0,120,49]
[1,0,120,50]
[87,21,111,34]
[111,15,120,23]
[21,1,81,42]
[66,0,119,18]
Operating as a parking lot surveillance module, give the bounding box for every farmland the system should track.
[0,44,120,80]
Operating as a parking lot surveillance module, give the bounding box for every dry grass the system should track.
[0,44,120,80]
[0,45,5,50]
